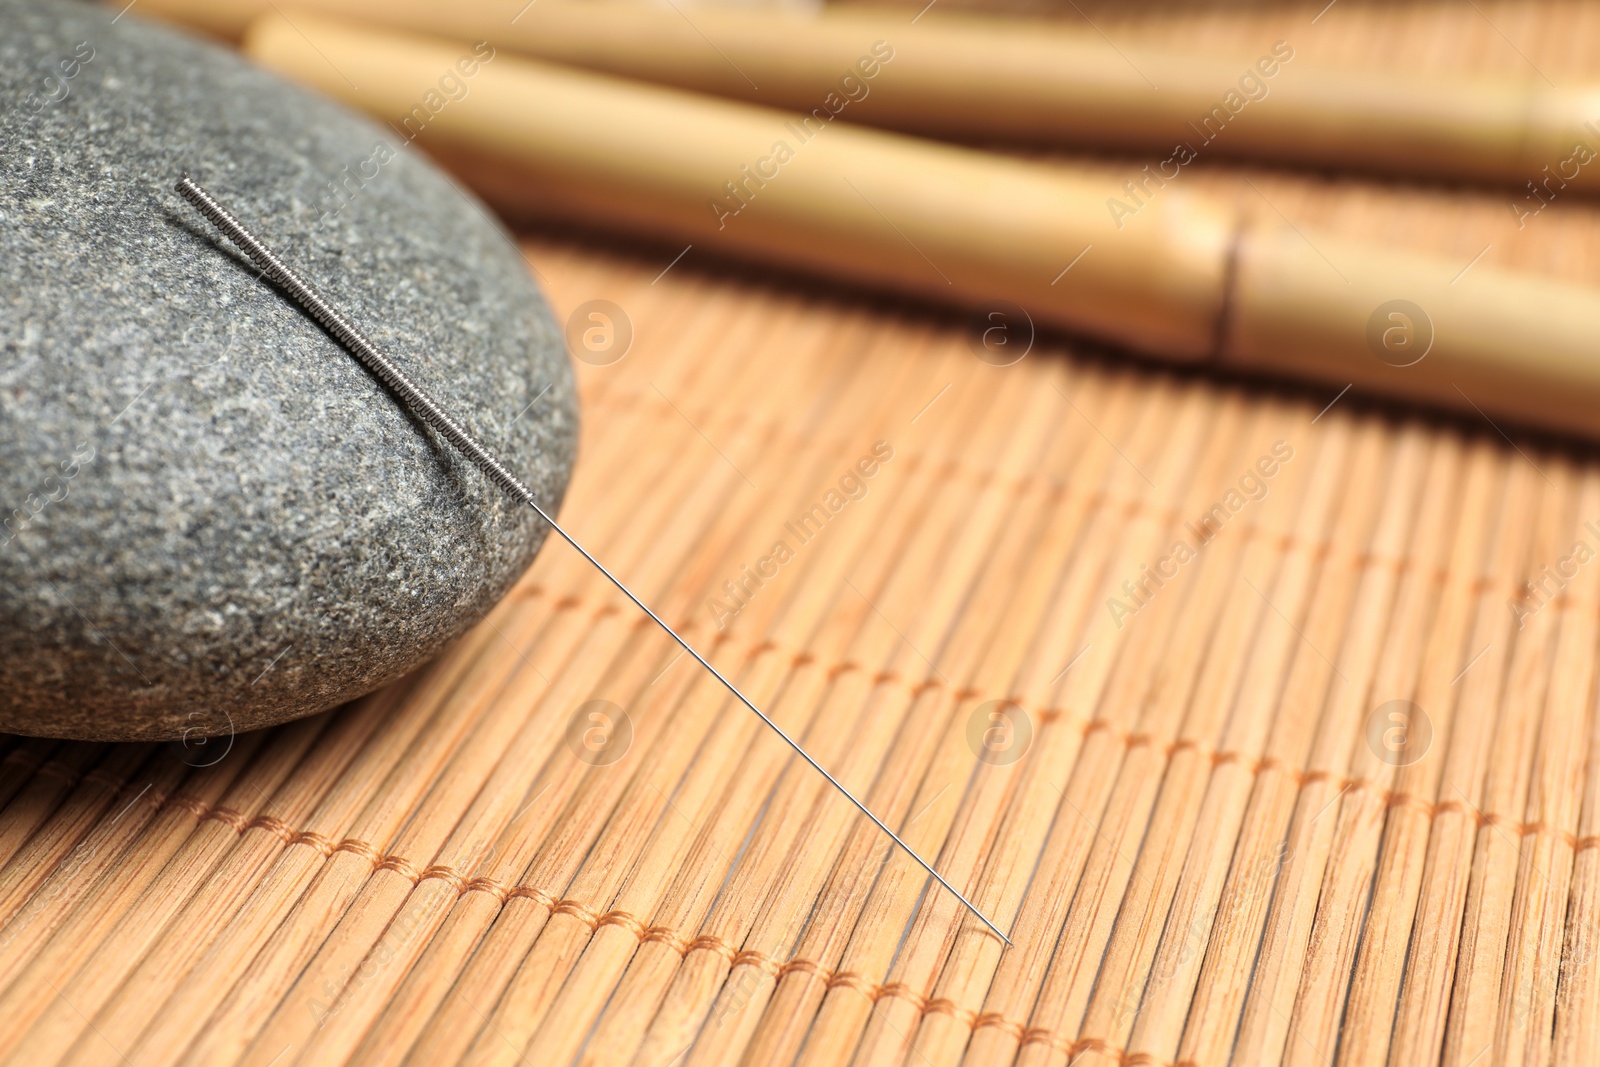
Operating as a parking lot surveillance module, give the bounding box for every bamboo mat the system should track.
[8,2,1600,1065]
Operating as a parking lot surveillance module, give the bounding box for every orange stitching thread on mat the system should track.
[101,714,1596,902]
[376,854,422,882]
[463,876,510,903]
[72,769,1556,1067]
[151,736,1596,895]
[506,885,558,908]
[642,926,690,955]
[1006,1029,1200,1067]
[921,996,980,1028]
[32,724,1583,1062]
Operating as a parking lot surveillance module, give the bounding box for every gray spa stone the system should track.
[0,0,577,741]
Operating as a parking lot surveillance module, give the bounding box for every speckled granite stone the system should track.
[0,0,577,741]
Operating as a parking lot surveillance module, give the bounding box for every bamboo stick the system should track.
[1055,425,1367,1067]
[57,685,402,1064]
[380,314,798,1063]
[961,392,1268,1064]
[1081,404,1318,1062]
[794,383,1196,1067]
[1441,467,1574,1067]
[1492,471,1600,1067]
[1554,678,1600,1061]
[28,717,327,1066]
[138,0,1600,193]
[736,366,1141,1066]
[589,367,1066,1067]
[384,276,943,1064]
[1277,437,1466,1067]
[395,310,857,1067]
[576,356,1036,1062]
[817,380,1160,1067]
[489,322,930,1067]
[1164,421,1360,1067]
[709,371,1124,1067]
[1385,453,1534,1067]
[0,739,59,817]
[0,742,103,875]
[642,367,1081,1067]
[0,731,266,1060]
[912,399,1287,1066]
[0,744,154,954]
[1223,428,1434,1067]
[237,12,1600,439]
[1120,420,1390,1067]
[1295,442,1494,1067]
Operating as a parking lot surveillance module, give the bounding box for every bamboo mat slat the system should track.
[10,2,1600,1065]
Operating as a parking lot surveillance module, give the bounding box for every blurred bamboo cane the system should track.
[140,0,1600,193]
[234,11,1600,438]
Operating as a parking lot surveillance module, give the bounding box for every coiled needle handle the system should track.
[174,174,1010,948]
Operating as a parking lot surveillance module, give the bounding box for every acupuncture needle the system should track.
[173,174,1012,948]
